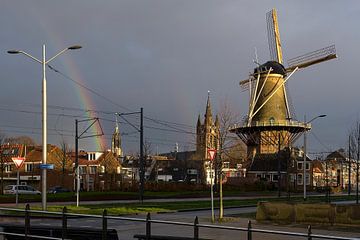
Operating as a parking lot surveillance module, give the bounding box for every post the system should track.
[278,133,281,197]
[303,115,307,201]
[210,160,214,223]
[193,216,199,240]
[139,107,144,202]
[146,213,151,240]
[16,169,19,206]
[25,204,30,239]
[247,220,252,240]
[357,123,359,204]
[102,209,107,240]
[348,135,351,196]
[75,119,80,207]
[62,206,67,240]
[307,225,312,240]
[42,44,47,211]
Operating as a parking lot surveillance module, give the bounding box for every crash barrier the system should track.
[257,201,360,225]
[0,205,358,240]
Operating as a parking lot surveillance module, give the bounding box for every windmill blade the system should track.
[267,8,283,64]
[286,45,337,72]
[239,77,253,90]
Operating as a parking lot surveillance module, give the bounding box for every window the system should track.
[306,173,310,185]
[273,174,279,182]
[297,162,303,170]
[25,163,33,172]
[306,162,310,170]
[297,174,303,185]
[223,162,230,169]
[79,166,86,174]
[290,174,295,182]
[89,166,97,174]
[5,164,13,173]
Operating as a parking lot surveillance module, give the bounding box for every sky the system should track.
[0,1,359,157]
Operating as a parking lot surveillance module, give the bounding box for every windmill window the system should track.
[269,117,275,124]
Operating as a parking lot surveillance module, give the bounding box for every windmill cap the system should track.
[254,61,286,76]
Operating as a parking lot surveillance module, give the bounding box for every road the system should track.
[18,206,359,240]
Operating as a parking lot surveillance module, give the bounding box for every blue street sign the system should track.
[39,164,54,170]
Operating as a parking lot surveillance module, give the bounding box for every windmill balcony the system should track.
[230,119,311,131]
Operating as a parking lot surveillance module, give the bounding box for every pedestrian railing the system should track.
[0,204,358,240]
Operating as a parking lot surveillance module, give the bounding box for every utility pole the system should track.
[75,118,103,207]
[75,119,79,207]
[139,108,144,203]
[348,135,352,196]
[357,123,359,204]
[278,133,281,197]
[117,108,144,202]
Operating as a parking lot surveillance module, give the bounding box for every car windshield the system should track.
[4,186,13,190]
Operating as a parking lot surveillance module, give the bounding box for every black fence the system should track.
[0,205,358,240]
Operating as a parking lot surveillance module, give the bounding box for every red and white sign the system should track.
[11,157,26,169]
[207,149,217,161]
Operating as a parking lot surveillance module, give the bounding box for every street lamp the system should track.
[7,44,82,210]
[303,114,326,201]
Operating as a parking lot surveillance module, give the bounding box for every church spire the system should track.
[205,91,213,124]
[112,114,122,157]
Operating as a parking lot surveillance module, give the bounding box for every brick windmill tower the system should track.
[230,9,337,165]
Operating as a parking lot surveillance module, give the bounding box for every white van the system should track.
[4,185,41,195]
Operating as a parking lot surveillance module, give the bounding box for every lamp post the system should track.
[303,114,326,201]
[7,44,82,210]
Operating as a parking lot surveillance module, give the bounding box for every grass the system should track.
[1,191,358,216]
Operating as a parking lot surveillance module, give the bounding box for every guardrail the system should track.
[0,205,358,240]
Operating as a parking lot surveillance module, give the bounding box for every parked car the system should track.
[4,185,41,195]
[48,186,70,194]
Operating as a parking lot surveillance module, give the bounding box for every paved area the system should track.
[5,207,359,240]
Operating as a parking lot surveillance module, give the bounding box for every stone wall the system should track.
[256,201,360,225]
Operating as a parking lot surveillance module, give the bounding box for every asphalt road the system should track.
[17,206,360,240]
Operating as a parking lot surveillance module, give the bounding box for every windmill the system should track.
[230,8,337,159]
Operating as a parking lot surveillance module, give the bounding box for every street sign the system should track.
[39,164,54,170]
[207,149,217,161]
[11,157,25,169]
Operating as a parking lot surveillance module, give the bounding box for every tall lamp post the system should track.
[303,114,326,201]
[7,44,82,210]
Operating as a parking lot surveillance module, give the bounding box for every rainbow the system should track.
[61,56,107,151]
[22,11,107,151]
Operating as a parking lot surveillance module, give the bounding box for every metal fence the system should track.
[0,205,358,240]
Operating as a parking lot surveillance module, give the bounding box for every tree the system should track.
[5,136,36,145]
[0,131,6,194]
[216,99,245,219]
[349,121,360,203]
[52,139,72,187]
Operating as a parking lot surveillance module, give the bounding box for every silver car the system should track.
[4,185,41,195]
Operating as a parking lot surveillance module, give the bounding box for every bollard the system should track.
[146,212,151,240]
[62,206,67,240]
[247,220,252,240]
[194,216,199,240]
[307,225,312,240]
[102,209,108,240]
[25,204,30,240]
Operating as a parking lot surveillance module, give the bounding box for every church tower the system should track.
[111,116,122,157]
[196,92,220,160]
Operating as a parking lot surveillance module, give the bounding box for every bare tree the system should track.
[5,136,36,146]
[53,139,72,187]
[0,131,6,194]
[216,99,245,219]
[349,121,360,202]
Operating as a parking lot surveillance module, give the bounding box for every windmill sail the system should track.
[286,45,337,71]
[267,9,283,64]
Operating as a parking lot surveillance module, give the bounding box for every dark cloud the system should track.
[0,1,358,154]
